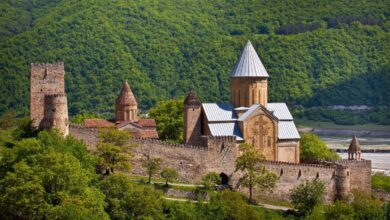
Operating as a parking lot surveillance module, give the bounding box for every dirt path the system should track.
[162,197,293,211]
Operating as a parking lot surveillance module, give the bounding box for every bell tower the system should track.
[230,40,269,107]
[115,81,138,122]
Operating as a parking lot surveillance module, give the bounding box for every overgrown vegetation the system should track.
[1,0,389,124]
[372,172,390,192]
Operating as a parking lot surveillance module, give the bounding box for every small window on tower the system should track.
[52,109,55,112]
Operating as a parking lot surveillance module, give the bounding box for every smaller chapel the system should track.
[183,40,300,163]
[83,81,159,139]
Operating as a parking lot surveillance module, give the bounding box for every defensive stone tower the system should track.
[40,94,69,135]
[30,62,65,128]
[183,91,202,145]
[115,81,138,122]
[230,40,268,107]
[348,134,361,160]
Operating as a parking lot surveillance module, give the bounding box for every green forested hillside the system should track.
[1,0,389,116]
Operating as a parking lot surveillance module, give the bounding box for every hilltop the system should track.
[1,0,389,117]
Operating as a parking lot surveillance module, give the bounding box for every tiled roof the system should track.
[231,40,269,78]
[208,122,243,141]
[84,119,115,128]
[267,103,293,120]
[136,119,156,127]
[202,103,237,122]
[133,130,159,139]
[278,121,300,139]
[116,81,137,106]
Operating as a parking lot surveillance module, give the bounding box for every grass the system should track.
[295,120,390,131]
[372,172,390,192]
[256,195,293,208]
[154,183,198,191]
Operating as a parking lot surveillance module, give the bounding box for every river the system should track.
[318,135,390,175]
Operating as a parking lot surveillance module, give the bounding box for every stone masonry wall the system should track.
[69,127,370,202]
[69,124,99,149]
[337,159,371,195]
[30,63,65,128]
[130,138,208,182]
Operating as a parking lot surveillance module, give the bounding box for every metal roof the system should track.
[208,122,243,141]
[278,121,300,139]
[202,103,237,122]
[267,103,293,120]
[238,104,260,121]
[231,40,269,78]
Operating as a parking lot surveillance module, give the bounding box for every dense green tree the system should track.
[149,98,184,143]
[142,152,162,184]
[0,161,47,220]
[99,128,131,147]
[1,1,389,125]
[290,179,325,216]
[160,167,179,186]
[300,133,340,162]
[95,142,131,174]
[101,174,164,220]
[0,129,108,219]
[95,128,133,174]
[235,143,278,204]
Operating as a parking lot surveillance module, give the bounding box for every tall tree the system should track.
[300,133,339,162]
[148,98,184,143]
[95,128,133,174]
[142,152,162,184]
[290,179,325,216]
[160,167,179,186]
[235,143,278,204]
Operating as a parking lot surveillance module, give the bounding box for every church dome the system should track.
[116,81,137,106]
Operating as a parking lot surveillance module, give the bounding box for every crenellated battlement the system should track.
[44,93,67,98]
[261,160,347,169]
[30,62,64,68]
[336,159,371,164]
[69,123,99,134]
[207,135,237,142]
[131,137,207,150]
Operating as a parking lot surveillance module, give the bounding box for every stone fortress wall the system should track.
[69,126,371,202]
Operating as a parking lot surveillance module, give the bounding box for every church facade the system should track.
[183,41,300,163]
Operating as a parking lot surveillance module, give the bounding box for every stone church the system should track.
[183,40,300,163]
[29,41,371,202]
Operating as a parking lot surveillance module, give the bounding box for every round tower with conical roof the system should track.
[230,40,269,107]
[115,81,138,122]
[348,134,361,160]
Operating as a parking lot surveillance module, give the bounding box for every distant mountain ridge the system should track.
[0,0,389,116]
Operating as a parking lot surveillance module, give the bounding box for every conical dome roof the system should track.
[184,91,201,105]
[348,134,361,153]
[116,81,137,106]
[231,40,269,77]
